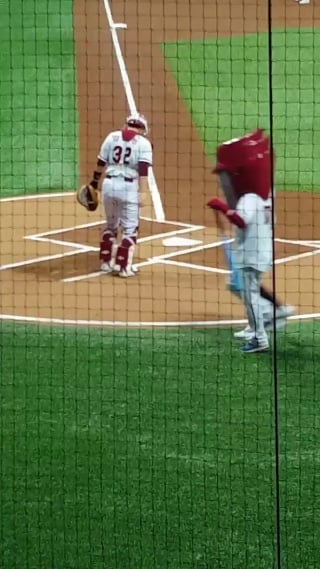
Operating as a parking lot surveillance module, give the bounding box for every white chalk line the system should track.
[1,215,200,275]
[4,210,320,280]
[26,220,319,276]
[0,192,74,203]
[275,248,320,265]
[141,216,201,228]
[26,236,94,251]
[150,238,231,262]
[0,314,246,327]
[4,189,319,251]
[1,191,320,327]
[23,217,201,240]
[60,239,229,283]
[62,259,156,283]
[25,224,204,245]
[62,240,231,283]
[14,222,205,276]
[0,248,92,272]
[58,236,320,283]
[25,220,104,239]
[102,0,165,221]
[29,221,317,270]
[138,226,203,243]
[27,226,201,250]
[159,259,229,274]
[0,213,203,273]
[0,312,318,328]
[277,238,320,249]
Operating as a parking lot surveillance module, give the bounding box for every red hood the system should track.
[122,129,138,142]
[214,130,272,201]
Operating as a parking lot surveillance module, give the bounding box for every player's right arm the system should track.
[83,135,111,191]
[98,134,112,165]
[207,198,246,228]
[76,136,110,211]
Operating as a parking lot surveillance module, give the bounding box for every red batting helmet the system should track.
[214,129,272,205]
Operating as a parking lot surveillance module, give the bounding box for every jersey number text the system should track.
[112,146,131,165]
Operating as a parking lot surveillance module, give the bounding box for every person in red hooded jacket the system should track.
[208,130,293,353]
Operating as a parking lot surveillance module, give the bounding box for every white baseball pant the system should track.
[239,267,269,344]
[101,177,139,271]
[102,177,139,236]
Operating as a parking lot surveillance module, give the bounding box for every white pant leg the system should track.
[260,296,274,320]
[120,179,140,236]
[240,268,268,343]
[102,179,139,272]
[102,179,121,232]
[228,267,273,319]
[102,178,139,235]
[120,201,139,236]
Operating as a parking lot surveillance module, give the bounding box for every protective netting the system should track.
[0,0,319,567]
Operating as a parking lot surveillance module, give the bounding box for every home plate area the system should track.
[23,216,319,282]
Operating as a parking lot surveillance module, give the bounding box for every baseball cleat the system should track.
[264,305,295,331]
[240,339,269,354]
[118,266,138,278]
[234,326,254,341]
[100,262,114,274]
[275,305,295,319]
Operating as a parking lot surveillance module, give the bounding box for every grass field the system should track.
[0,321,320,568]
[163,29,320,192]
[0,0,79,196]
[1,3,320,567]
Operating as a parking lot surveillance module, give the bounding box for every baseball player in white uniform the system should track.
[78,113,153,277]
[208,130,293,353]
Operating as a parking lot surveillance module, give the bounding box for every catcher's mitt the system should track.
[76,184,99,212]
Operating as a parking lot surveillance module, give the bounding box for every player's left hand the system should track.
[76,183,99,211]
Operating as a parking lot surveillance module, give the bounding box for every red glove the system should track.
[207,198,246,229]
[207,198,228,213]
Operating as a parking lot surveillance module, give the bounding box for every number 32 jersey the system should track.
[98,130,153,179]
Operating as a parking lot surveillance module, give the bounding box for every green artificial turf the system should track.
[0,0,79,197]
[163,28,320,192]
[1,321,320,568]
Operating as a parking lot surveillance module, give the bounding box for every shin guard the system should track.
[100,230,117,264]
[114,236,136,271]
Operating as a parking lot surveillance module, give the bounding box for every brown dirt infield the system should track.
[1,0,319,326]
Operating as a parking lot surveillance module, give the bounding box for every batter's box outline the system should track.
[0,216,202,273]
[23,219,229,282]
[1,219,320,280]
[165,237,320,274]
